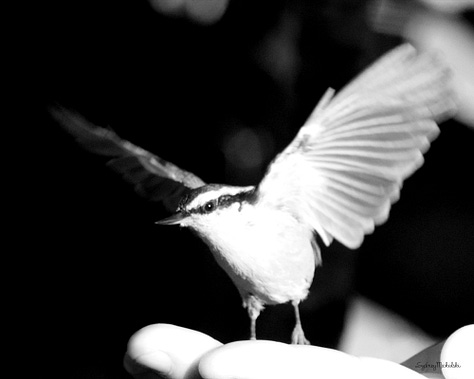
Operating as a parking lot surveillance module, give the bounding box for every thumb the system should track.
[125,324,222,379]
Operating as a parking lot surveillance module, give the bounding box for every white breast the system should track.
[195,203,317,305]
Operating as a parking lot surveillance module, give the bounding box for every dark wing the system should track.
[51,107,206,211]
[257,44,457,249]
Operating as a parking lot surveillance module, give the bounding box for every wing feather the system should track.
[51,107,206,211]
[257,44,457,249]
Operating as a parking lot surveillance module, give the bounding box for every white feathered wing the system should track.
[257,44,457,249]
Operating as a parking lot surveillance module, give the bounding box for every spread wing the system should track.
[257,44,457,249]
[51,107,206,211]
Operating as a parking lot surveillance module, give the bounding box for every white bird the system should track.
[52,44,456,344]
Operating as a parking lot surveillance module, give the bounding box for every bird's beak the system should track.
[155,212,188,226]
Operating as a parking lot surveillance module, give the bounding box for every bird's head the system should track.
[156,184,256,232]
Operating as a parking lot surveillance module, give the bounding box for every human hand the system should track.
[124,323,473,379]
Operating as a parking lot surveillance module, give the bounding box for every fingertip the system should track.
[126,324,222,379]
[127,324,222,358]
[441,324,474,379]
[199,340,285,379]
[198,340,358,379]
[124,349,172,379]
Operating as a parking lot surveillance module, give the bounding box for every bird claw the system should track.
[291,324,311,345]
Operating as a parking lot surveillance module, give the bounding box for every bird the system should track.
[51,44,456,345]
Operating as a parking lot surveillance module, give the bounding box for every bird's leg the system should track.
[291,300,310,345]
[244,295,263,340]
[249,308,258,340]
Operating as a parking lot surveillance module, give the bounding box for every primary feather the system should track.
[257,44,457,249]
[51,107,205,211]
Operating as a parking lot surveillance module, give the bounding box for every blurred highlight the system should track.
[339,296,436,363]
[370,0,474,127]
[221,125,275,183]
[420,0,474,13]
[148,0,229,24]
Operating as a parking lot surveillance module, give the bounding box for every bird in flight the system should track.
[52,44,456,344]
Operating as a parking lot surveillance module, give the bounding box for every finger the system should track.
[199,340,425,379]
[441,324,474,379]
[125,324,222,379]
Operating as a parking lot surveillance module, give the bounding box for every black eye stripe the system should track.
[179,186,257,215]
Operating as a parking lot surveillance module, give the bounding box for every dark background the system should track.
[14,0,474,378]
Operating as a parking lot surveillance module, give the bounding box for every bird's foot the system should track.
[291,324,310,345]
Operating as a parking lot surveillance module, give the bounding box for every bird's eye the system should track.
[203,201,216,213]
